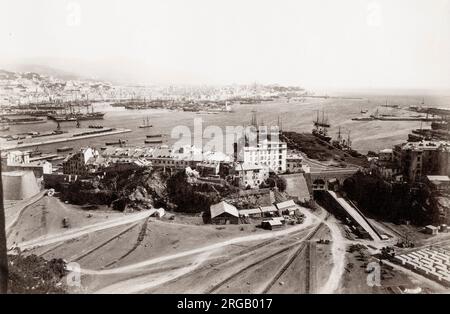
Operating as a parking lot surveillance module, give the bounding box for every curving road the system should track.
[17,209,156,250]
[84,207,350,294]
[74,212,319,277]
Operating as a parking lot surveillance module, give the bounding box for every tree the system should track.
[276,177,287,192]
[0,165,8,293]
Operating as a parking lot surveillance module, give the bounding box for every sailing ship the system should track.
[48,104,105,122]
[431,120,449,131]
[313,110,330,128]
[312,128,332,142]
[312,110,331,142]
[138,116,152,128]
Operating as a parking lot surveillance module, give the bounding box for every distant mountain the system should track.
[5,64,88,81]
[0,69,18,80]
[1,57,203,86]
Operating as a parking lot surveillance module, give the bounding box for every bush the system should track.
[166,171,227,213]
[276,176,287,192]
[8,254,67,294]
[343,172,432,225]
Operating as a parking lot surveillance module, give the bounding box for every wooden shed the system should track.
[261,219,284,230]
[210,201,239,224]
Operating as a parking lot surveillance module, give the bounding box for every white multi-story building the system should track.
[242,141,287,173]
[235,126,287,173]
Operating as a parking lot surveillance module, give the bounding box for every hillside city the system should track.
[1,66,450,295]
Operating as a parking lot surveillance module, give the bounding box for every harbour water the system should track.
[4,94,450,156]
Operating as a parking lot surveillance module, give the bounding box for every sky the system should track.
[1,0,450,90]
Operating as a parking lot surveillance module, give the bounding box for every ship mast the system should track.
[347,131,352,149]
[251,110,258,127]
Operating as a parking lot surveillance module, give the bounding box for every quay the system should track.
[0,127,132,151]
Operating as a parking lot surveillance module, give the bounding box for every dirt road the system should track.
[75,212,318,276]
[94,250,215,294]
[16,209,155,250]
[318,215,347,294]
[5,190,46,232]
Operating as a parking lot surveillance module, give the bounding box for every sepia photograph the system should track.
[0,0,450,301]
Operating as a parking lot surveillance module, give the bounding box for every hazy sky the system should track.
[1,0,450,89]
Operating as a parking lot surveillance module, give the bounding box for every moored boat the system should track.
[352,117,374,121]
[312,129,332,142]
[57,146,73,152]
[144,139,163,144]
[105,139,126,146]
[139,116,152,128]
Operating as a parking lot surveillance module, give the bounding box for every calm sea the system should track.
[5,94,450,156]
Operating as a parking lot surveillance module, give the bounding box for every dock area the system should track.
[0,127,132,151]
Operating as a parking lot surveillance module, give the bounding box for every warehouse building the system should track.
[210,201,239,224]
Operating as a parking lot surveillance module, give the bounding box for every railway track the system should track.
[109,225,317,293]
[202,227,316,294]
[37,242,66,258]
[201,225,315,268]
[305,241,317,293]
[261,216,328,294]
[103,219,149,268]
[207,218,328,294]
[37,222,139,260]
[71,222,139,263]
[376,221,405,238]
[206,241,302,294]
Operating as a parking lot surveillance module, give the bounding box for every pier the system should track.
[0,127,132,151]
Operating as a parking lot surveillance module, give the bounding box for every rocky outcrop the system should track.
[61,168,169,212]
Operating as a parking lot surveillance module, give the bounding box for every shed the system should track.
[261,219,283,230]
[425,225,439,235]
[272,217,286,225]
[238,208,262,218]
[276,200,299,215]
[210,201,239,224]
[260,205,278,217]
[151,208,165,219]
